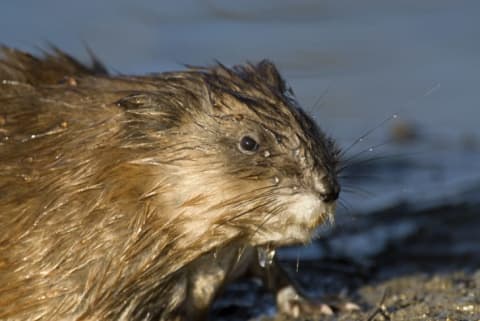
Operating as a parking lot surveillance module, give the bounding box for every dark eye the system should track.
[239,136,259,154]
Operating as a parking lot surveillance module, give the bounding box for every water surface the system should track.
[1,0,479,257]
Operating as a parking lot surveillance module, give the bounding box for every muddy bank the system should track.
[212,199,480,321]
[253,271,480,321]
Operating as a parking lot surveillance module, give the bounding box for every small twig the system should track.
[366,288,391,321]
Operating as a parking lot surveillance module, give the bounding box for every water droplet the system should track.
[258,246,276,268]
[263,150,271,158]
[213,251,217,259]
[392,114,398,119]
[30,134,36,139]
[293,186,299,191]
[368,148,374,152]
[236,246,246,263]
[273,176,280,184]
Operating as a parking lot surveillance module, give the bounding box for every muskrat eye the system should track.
[239,136,259,154]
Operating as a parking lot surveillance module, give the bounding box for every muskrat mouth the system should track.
[252,201,337,250]
[302,202,336,230]
[319,202,336,225]
[255,207,333,267]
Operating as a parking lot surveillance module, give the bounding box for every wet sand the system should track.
[255,270,480,321]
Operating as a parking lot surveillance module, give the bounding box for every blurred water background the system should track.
[1,0,479,260]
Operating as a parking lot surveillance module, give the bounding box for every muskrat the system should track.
[0,47,341,321]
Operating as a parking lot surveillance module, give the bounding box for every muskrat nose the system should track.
[319,186,340,203]
[315,176,340,203]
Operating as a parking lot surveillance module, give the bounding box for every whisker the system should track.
[341,186,375,198]
[310,84,330,111]
[338,174,384,181]
[339,139,393,167]
[339,82,441,158]
[213,185,289,227]
[248,203,286,243]
[227,200,273,224]
[296,253,300,273]
[208,185,284,210]
[423,83,441,97]
[338,200,350,211]
[339,114,398,158]
[338,198,351,212]
[337,152,420,174]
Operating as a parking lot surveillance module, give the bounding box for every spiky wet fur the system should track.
[0,47,340,320]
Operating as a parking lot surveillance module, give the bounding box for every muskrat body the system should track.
[0,47,340,320]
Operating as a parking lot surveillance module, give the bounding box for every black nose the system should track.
[319,178,340,203]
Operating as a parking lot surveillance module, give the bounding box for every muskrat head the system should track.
[120,60,340,249]
[200,61,341,247]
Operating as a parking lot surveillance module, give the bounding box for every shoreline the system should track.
[213,201,480,320]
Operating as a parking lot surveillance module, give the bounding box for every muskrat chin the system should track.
[250,194,336,247]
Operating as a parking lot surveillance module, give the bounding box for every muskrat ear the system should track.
[256,60,287,94]
[116,93,183,131]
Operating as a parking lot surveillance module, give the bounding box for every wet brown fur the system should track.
[0,47,339,320]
